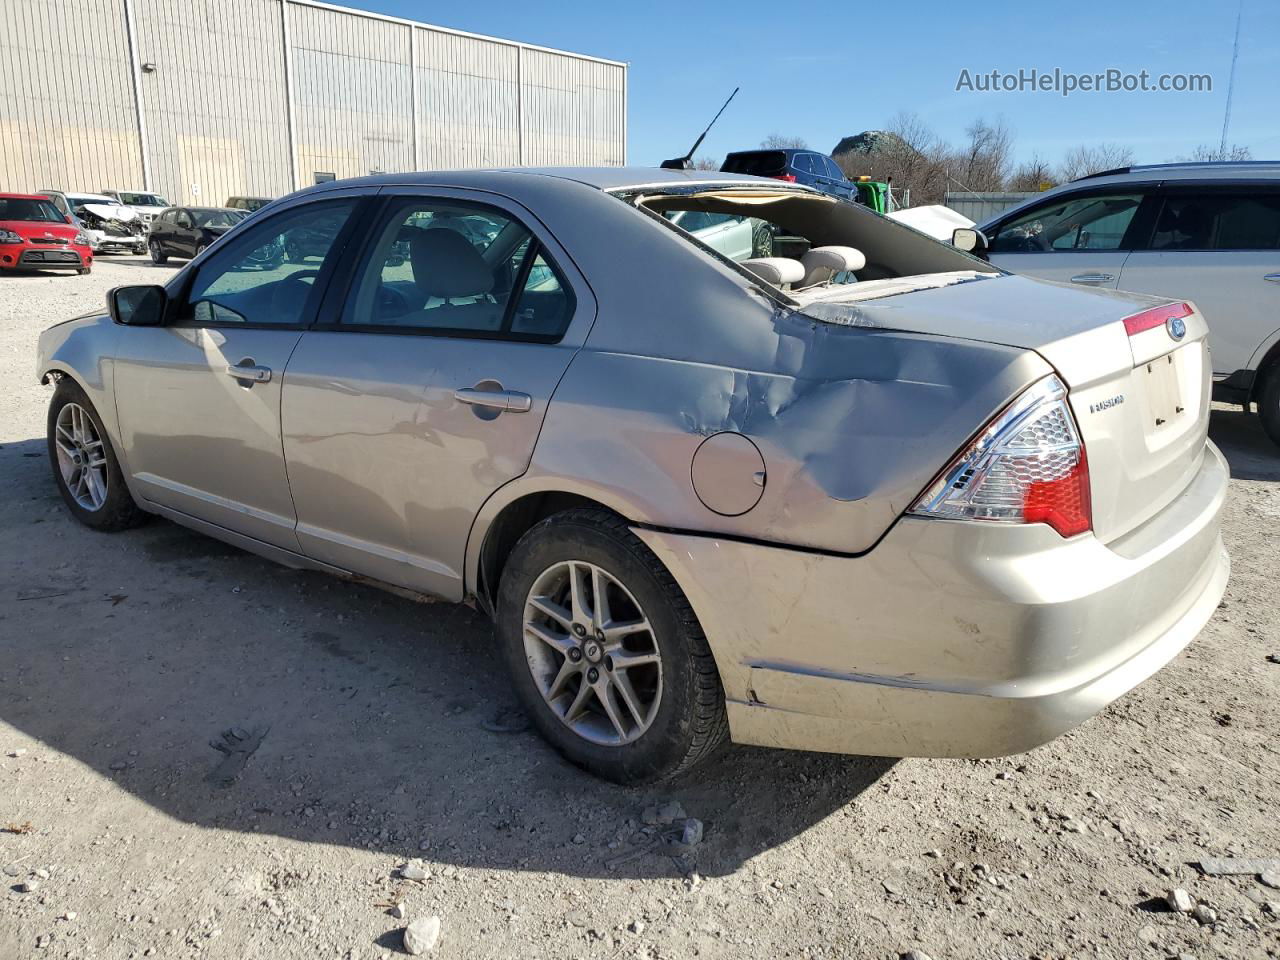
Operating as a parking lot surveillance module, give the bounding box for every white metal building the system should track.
[0,0,627,204]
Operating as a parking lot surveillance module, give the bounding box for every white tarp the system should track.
[887,204,973,242]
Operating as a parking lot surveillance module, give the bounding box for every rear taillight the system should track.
[910,375,1092,538]
[1122,301,1192,337]
[772,174,798,182]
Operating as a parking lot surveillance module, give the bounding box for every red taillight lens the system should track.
[1022,445,1092,537]
[1122,301,1192,337]
[910,375,1092,538]
[772,174,798,182]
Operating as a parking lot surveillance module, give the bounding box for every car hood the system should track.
[796,272,1172,387]
[0,219,80,242]
[80,203,137,223]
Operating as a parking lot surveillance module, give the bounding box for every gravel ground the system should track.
[2,257,1278,960]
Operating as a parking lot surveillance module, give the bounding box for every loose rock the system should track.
[390,902,407,920]
[401,915,440,955]
[400,862,429,882]
[1260,870,1280,889]
[1166,888,1195,913]
[676,818,703,848]
[1192,903,1216,925]
[901,951,934,960]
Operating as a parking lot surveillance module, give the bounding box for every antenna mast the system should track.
[1219,1,1242,155]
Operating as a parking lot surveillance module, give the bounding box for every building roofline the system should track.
[285,0,628,68]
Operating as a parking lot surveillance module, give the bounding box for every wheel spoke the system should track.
[567,562,590,625]
[56,424,75,446]
[525,620,574,656]
[590,566,612,630]
[596,681,629,740]
[562,678,593,723]
[54,437,77,459]
[87,469,106,508]
[610,671,646,728]
[528,595,573,632]
[602,617,649,642]
[610,649,660,670]
[545,658,580,701]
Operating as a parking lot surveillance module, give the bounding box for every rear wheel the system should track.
[1259,363,1280,449]
[76,265,90,275]
[195,243,208,259]
[751,222,775,258]
[148,239,168,264]
[496,508,727,784]
[47,381,148,532]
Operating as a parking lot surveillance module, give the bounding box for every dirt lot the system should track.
[1,257,1278,960]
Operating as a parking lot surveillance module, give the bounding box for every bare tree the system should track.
[951,118,1013,193]
[1179,143,1253,162]
[760,134,808,149]
[1007,154,1059,193]
[1058,143,1135,182]
[834,112,953,205]
[691,156,720,170]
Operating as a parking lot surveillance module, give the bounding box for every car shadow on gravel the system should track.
[0,436,892,883]
[1209,407,1280,482]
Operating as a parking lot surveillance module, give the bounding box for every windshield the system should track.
[191,209,239,228]
[721,151,787,176]
[119,192,169,207]
[0,197,65,222]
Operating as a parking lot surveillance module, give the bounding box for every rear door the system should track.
[1116,183,1280,375]
[113,195,363,549]
[281,188,595,600]
[986,186,1157,287]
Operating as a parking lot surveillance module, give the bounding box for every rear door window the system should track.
[1148,190,1280,250]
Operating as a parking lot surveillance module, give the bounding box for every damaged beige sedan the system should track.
[37,168,1229,783]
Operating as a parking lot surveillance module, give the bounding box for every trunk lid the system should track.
[799,273,1211,542]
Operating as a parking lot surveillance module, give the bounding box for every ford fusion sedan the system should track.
[0,193,92,274]
[37,168,1229,783]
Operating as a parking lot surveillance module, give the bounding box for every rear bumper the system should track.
[634,441,1229,758]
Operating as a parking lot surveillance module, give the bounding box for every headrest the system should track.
[802,245,866,274]
[740,257,805,286]
[408,227,493,298]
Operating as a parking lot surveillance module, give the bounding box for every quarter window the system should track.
[990,193,1144,252]
[343,198,574,340]
[184,199,356,327]
[1149,192,1280,251]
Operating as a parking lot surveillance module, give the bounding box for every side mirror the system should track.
[952,227,989,255]
[108,285,167,326]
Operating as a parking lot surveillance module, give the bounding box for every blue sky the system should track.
[340,0,1276,169]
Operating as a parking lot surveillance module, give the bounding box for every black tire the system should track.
[148,239,168,265]
[47,380,148,532]
[195,243,207,259]
[751,222,774,258]
[1259,363,1280,450]
[76,266,90,275]
[496,508,727,784]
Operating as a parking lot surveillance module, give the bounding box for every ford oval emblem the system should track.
[1167,315,1187,341]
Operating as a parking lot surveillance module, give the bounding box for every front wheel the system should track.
[1259,363,1280,450]
[47,381,148,531]
[496,508,727,784]
[148,239,168,264]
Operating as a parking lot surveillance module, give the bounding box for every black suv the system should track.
[721,149,857,201]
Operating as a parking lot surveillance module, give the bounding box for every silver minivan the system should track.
[975,162,1280,447]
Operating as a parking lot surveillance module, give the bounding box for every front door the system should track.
[986,188,1153,288]
[113,196,361,549]
[281,190,592,600]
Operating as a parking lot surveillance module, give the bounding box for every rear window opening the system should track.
[721,151,787,177]
[624,187,1000,304]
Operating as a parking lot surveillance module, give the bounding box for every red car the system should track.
[0,193,93,275]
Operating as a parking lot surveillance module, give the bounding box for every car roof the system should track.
[288,166,813,196]
[67,193,117,202]
[0,192,59,200]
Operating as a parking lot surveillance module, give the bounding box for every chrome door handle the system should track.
[227,360,271,383]
[1070,273,1115,284]
[1264,273,1280,283]
[454,387,532,413]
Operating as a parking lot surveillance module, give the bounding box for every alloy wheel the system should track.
[53,402,108,511]
[522,560,662,746]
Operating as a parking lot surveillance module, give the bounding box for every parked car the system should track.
[226,196,272,213]
[101,189,172,227]
[37,167,1228,783]
[147,206,254,264]
[41,191,146,254]
[0,193,92,274]
[722,148,858,202]
[969,161,1280,447]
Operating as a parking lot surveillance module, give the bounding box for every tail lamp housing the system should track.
[910,375,1092,538]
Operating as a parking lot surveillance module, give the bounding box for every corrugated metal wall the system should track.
[944,192,1038,224]
[0,0,627,202]
[0,0,142,193]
